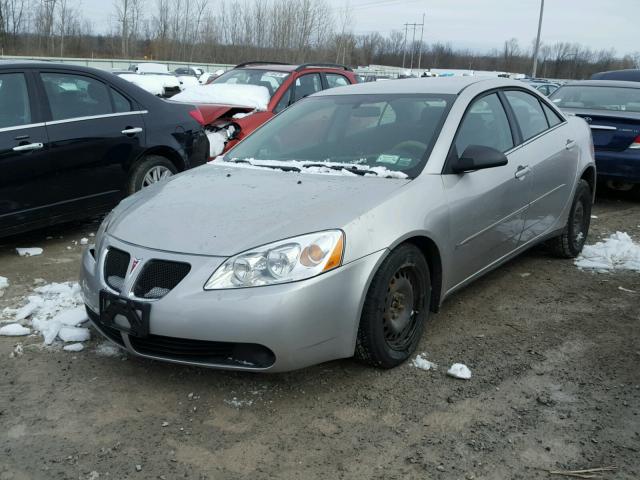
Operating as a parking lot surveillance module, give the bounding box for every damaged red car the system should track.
[173,62,358,157]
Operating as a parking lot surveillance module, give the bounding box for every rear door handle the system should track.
[121,127,143,135]
[12,142,44,152]
[566,139,576,150]
[515,165,531,180]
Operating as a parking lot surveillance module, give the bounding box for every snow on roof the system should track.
[171,84,271,110]
[136,62,169,74]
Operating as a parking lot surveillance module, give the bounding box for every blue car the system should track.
[550,80,640,190]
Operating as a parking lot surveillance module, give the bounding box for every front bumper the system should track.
[80,235,384,372]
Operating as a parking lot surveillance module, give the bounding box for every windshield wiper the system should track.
[301,163,378,176]
[225,158,301,172]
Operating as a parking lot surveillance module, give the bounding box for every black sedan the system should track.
[0,61,209,238]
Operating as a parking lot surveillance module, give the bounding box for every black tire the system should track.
[355,244,431,368]
[547,179,592,258]
[127,155,178,194]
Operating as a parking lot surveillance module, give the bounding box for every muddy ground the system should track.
[1,191,639,480]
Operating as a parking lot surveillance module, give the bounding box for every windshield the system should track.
[223,94,455,179]
[213,69,290,98]
[550,85,640,112]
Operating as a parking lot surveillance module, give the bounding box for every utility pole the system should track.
[531,0,544,78]
[402,23,409,69]
[409,21,417,69]
[417,12,425,72]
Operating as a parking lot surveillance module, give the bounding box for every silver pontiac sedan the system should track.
[81,77,595,372]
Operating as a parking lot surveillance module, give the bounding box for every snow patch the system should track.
[118,73,164,96]
[447,363,472,380]
[171,84,270,110]
[95,342,122,357]
[0,323,31,336]
[1,282,88,347]
[224,397,254,408]
[412,353,436,371]
[0,276,8,289]
[575,232,640,272]
[206,125,236,157]
[16,247,43,257]
[63,342,85,352]
[80,238,89,245]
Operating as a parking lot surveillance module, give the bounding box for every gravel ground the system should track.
[1,191,639,480]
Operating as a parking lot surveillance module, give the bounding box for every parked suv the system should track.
[0,61,209,238]
[186,62,358,155]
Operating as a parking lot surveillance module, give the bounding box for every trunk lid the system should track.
[562,108,640,151]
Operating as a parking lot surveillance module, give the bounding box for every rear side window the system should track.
[0,73,31,128]
[455,93,513,155]
[542,102,563,127]
[292,74,322,102]
[505,90,549,141]
[111,88,132,112]
[325,73,350,89]
[41,73,112,120]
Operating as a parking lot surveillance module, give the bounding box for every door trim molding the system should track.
[0,122,46,133]
[45,110,149,126]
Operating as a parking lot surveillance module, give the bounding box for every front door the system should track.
[0,71,53,234]
[443,92,531,290]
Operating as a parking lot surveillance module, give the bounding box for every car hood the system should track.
[107,164,411,256]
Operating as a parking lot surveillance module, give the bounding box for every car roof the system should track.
[560,79,640,89]
[591,69,640,81]
[314,76,519,96]
[240,64,351,73]
[0,60,104,74]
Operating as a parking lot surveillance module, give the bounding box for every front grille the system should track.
[104,248,130,292]
[129,335,275,368]
[133,260,190,299]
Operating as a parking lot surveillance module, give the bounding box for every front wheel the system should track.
[127,155,177,194]
[547,179,592,258]
[355,244,431,368]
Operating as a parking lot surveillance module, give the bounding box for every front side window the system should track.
[549,85,640,112]
[505,90,549,141]
[41,73,112,120]
[455,93,513,156]
[225,93,454,179]
[0,73,31,128]
[325,73,350,89]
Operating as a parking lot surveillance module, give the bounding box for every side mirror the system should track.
[451,145,508,173]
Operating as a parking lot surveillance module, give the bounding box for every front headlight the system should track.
[204,230,344,290]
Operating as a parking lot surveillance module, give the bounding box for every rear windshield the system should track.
[550,85,640,112]
[224,94,455,179]
[213,69,290,98]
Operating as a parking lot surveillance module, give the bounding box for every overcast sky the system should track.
[81,0,638,56]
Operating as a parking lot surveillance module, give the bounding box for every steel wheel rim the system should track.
[382,266,421,351]
[572,200,586,249]
[142,166,173,187]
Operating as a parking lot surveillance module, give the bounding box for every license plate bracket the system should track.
[99,290,150,338]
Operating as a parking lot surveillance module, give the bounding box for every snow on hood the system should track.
[118,73,164,96]
[211,157,409,179]
[177,75,200,90]
[171,84,270,110]
[106,164,410,256]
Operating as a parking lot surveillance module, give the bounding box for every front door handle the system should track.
[13,142,44,152]
[121,127,143,135]
[566,139,576,150]
[515,165,531,180]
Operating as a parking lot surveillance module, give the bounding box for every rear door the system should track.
[0,70,52,234]
[37,70,146,213]
[443,92,531,288]
[503,90,577,243]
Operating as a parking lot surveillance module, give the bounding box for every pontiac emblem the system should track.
[583,116,592,123]
[130,258,142,274]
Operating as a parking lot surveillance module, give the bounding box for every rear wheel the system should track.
[355,244,430,368]
[127,155,177,194]
[547,179,592,258]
